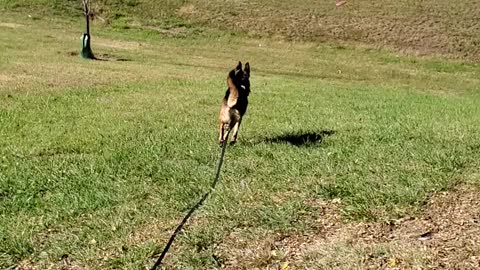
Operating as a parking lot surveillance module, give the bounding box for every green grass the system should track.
[1,10,480,269]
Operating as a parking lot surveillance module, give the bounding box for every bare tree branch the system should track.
[81,0,90,16]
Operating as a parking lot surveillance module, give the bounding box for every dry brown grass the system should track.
[4,0,480,60]
[179,0,480,61]
[212,182,480,269]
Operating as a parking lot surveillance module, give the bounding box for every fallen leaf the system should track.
[388,257,397,267]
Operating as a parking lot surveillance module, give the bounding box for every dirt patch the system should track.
[0,22,24,28]
[216,199,344,269]
[0,74,34,88]
[217,185,480,269]
[94,39,145,50]
[0,74,13,82]
[177,4,198,17]
[14,256,87,270]
[142,26,191,38]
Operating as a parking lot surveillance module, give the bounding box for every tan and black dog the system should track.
[218,61,251,145]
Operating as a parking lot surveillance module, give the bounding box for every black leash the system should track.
[150,135,230,270]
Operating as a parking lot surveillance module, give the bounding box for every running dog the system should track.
[218,61,251,145]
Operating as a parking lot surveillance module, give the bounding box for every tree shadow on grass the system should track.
[94,53,131,62]
[265,130,336,147]
[66,51,131,61]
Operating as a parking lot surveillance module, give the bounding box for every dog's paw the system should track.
[229,140,237,146]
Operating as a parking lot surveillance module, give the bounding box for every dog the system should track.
[218,61,251,145]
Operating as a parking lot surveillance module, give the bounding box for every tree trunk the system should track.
[81,0,95,59]
[85,7,90,36]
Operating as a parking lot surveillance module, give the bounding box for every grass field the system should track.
[1,4,480,270]
[2,0,479,60]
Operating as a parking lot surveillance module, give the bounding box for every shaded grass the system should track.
[1,12,480,269]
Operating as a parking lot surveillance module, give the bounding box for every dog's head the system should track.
[227,61,250,96]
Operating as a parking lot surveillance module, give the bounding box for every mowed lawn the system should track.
[1,13,480,269]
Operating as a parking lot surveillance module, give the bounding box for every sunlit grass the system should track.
[1,11,479,269]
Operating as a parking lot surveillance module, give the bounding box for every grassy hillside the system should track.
[2,0,480,60]
[1,3,480,270]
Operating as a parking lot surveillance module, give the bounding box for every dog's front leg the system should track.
[219,122,225,145]
[222,123,231,144]
[230,120,241,145]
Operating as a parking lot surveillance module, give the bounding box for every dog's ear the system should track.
[244,62,250,77]
[235,61,242,73]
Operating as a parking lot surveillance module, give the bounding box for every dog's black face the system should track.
[232,61,250,96]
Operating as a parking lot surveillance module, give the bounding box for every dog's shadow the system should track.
[263,130,336,147]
